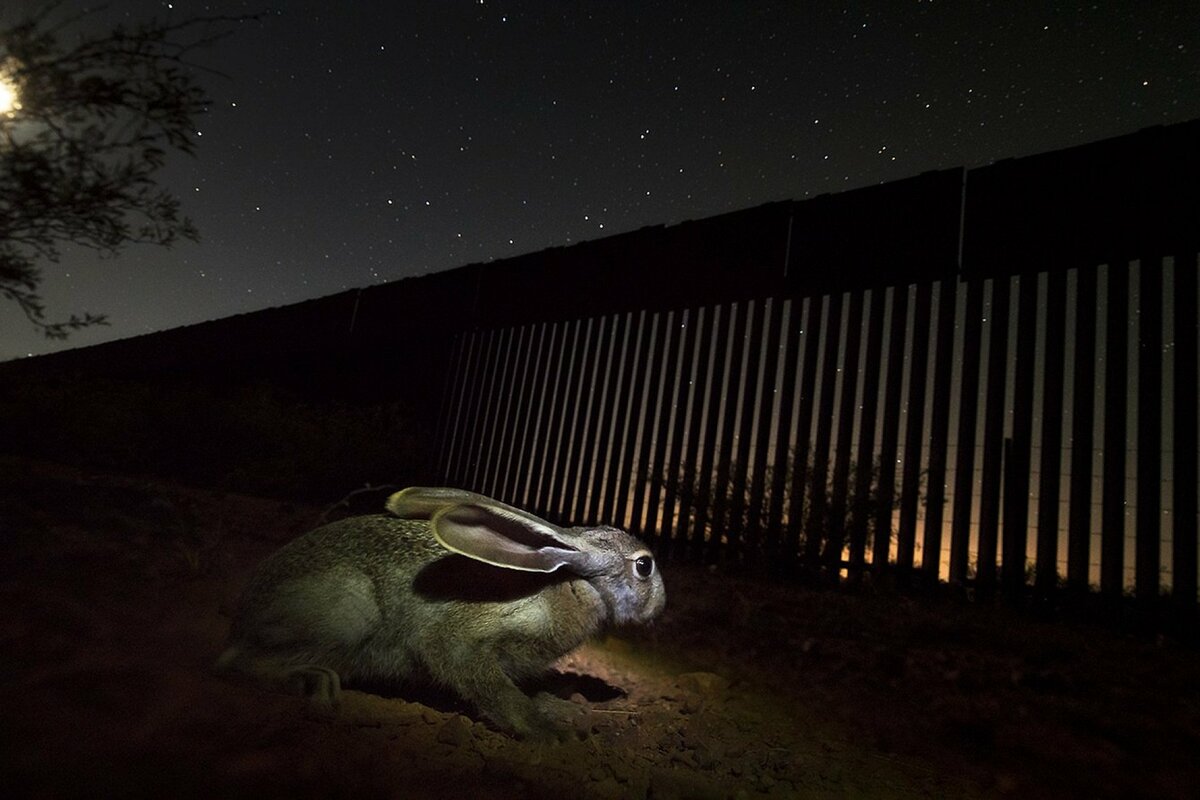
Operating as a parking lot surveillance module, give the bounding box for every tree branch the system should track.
[0,5,256,337]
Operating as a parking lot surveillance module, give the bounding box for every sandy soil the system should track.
[2,456,1197,799]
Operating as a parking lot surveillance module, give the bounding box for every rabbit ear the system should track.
[387,487,492,519]
[431,504,609,575]
[387,486,537,521]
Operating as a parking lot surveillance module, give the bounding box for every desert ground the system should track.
[2,455,1197,799]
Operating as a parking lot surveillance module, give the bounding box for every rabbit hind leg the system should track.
[216,645,343,714]
[216,567,380,709]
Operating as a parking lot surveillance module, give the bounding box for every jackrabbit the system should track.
[216,487,666,737]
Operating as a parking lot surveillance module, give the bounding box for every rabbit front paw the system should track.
[475,693,568,741]
[511,710,571,743]
[492,693,588,743]
[534,692,589,739]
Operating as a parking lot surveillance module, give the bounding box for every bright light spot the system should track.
[0,75,20,116]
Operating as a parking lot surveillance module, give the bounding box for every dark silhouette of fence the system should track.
[5,120,1198,610]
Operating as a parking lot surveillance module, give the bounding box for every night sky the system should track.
[2,0,1198,361]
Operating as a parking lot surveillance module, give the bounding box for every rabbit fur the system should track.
[216,487,666,737]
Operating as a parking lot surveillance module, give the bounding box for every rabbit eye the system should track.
[633,555,655,579]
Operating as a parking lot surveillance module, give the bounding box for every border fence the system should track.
[435,121,1199,607]
[7,121,1199,609]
